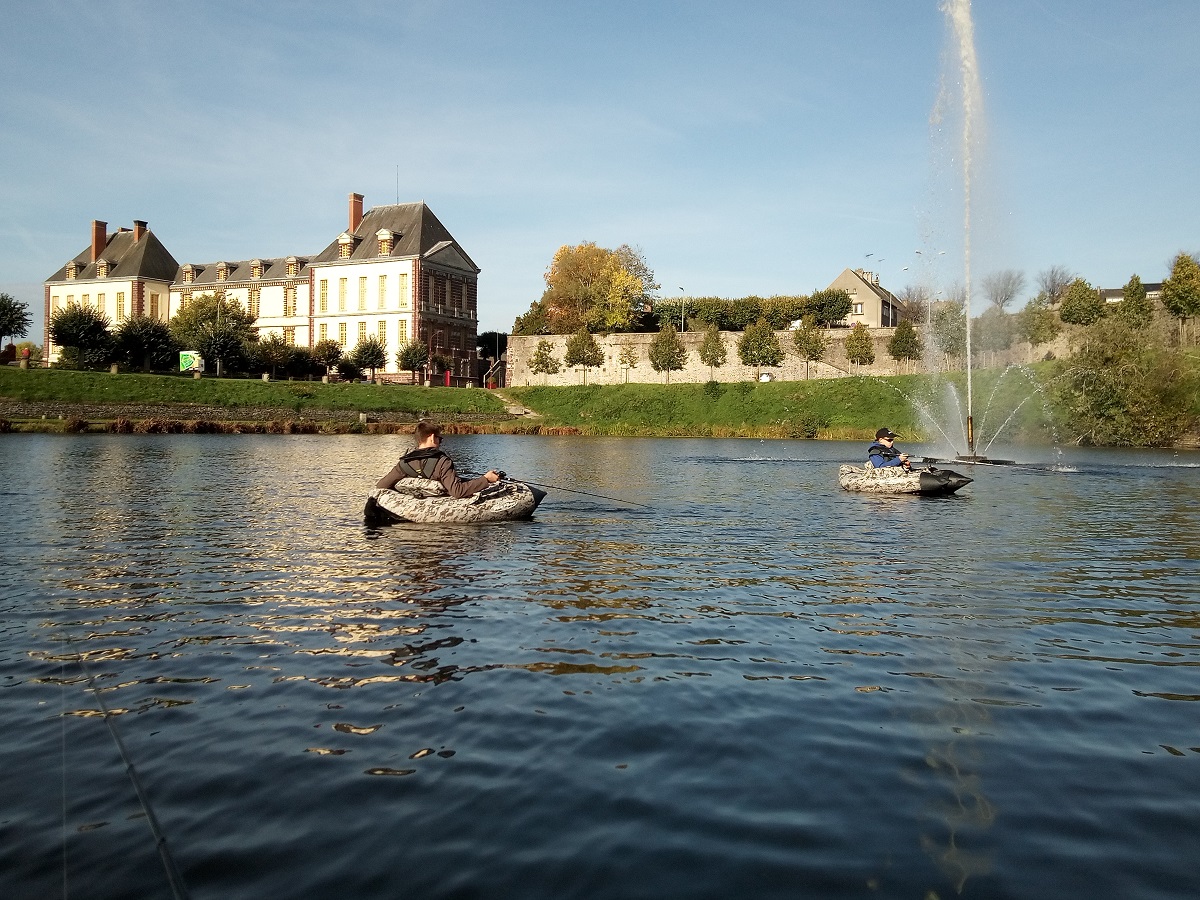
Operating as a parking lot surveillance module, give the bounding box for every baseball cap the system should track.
[875,428,898,440]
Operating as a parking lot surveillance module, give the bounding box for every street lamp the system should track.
[678,287,685,331]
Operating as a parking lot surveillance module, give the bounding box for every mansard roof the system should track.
[310,202,480,273]
[174,257,310,285]
[46,228,179,283]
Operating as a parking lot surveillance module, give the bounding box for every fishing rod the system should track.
[490,472,654,509]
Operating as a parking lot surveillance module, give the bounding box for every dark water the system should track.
[2,433,1198,899]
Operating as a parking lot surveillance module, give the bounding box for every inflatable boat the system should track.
[364,478,547,525]
[838,463,973,496]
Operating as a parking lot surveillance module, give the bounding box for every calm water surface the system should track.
[2,433,1198,899]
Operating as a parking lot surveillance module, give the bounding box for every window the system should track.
[338,322,347,347]
[98,293,107,318]
[180,290,191,308]
[397,273,409,309]
[66,263,77,280]
[397,319,407,343]
[319,322,328,342]
[251,260,263,279]
[377,230,393,256]
[217,263,228,282]
[378,275,386,310]
[285,284,297,317]
[377,320,386,344]
[853,303,863,315]
[426,275,433,307]
[287,257,298,277]
[338,234,353,259]
[358,276,367,311]
[358,321,368,344]
[97,259,108,278]
[66,294,74,305]
[82,293,90,308]
[249,287,260,318]
[149,293,160,319]
[338,278,347,311]
[284,327,295,346]
[52,295,59,311]
[319,280,328,313]
[116,292,125,319]
[435,330,444,349]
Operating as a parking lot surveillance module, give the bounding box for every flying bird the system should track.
[865,253,874,258]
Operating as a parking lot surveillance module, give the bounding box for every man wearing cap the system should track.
[868,428,910,469]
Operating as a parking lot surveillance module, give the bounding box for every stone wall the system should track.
[506,328,1060,387]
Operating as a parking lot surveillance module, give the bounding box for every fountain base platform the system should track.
[919,455,1018,466]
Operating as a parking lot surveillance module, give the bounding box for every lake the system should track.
[2,433,1198,899]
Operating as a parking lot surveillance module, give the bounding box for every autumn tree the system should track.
[648,324,686,383]
[515,242,658,335]
[737,318,783,377]
[699,324,727,380]
[791,320,827,379]
[982,269,1026,311]
[886,320,921,373]
[844,322,875,370]
[529,339,561,384]
[1161,252,1200,344]
[1058,278,1105,326]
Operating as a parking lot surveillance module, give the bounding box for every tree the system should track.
[804,289,853,327]
[313,338,343,376]
[761,295,808,330]
[169,292,257,376]
[648,324,687,383]
[352,335,388,382]
[518,242,657,334]
[477,331,508,362]
[48,303,113,369]
[112,315,180,372]
[1058,278,1105,326]
[618,344,639,383]
[791,320,827,379]
[931,301,967,363]
[1015,293,1061,349]
[844,322,875,369]
[254,332,294,379]
[1161,252,1200,344]
[982,269,1026,311]
[1053,317,1199,446]
[528,339,561,384]
[899,284,932,324]
[737,318,783,376]
[1037,266,1074,305]
[564,327,604,367]
[1113,274,1153,330]
[972,307,1015,365]
[699,324,727,380]
[0,293,32,346]
[397,341,429,381]
[886,320,922,372]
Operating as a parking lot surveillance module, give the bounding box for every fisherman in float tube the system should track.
[377,420,502,498]
[867,427,911,470]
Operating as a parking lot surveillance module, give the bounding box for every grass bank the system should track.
[508,367,1060,443]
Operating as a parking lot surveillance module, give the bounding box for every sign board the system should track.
[179,351,205,373]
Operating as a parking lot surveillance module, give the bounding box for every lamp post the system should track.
[678,287,686,331]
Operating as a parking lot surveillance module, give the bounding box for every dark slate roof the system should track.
[46,228,179,283]
[308,202,480,272]
[174,257,311,285]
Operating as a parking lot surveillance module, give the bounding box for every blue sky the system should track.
[2,1,1197,339]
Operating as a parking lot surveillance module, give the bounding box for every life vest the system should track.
[867,442,901,462]
[396,447,446,479]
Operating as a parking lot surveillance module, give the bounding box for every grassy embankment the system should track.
[0,364,1059,441]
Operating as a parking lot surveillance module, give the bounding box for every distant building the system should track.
[1099,283,1163,305]
[44,194,481,378]
[824,268,907,327]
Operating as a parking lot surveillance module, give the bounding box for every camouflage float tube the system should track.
[838,463,973,496]
[364,478,547,525]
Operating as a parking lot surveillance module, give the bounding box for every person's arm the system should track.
[433,456,494,499]
[376,464,404,489]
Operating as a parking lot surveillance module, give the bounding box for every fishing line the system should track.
[70,640,191,900]
[504,476,654,509]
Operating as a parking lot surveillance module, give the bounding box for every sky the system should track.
[3,1,1198,341]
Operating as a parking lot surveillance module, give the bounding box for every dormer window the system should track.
[251,259,263,279]
[338,233,354,260]
[286,256,299,277]
[217,262,229,282]
[66,262,78,280]
[377,229,394,256]
[96,259,109,278]
[183,264,195,284]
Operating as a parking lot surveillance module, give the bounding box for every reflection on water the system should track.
[2,434,1199,898]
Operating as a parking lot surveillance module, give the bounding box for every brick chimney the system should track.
[91,220,107,262]
[133,220,147,241]
[349,193,364,233]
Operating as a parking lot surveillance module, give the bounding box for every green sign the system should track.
[179,350,204,373]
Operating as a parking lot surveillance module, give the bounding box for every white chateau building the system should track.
[44,193,482,379]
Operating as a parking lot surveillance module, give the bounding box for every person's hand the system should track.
[484,470,501,483]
